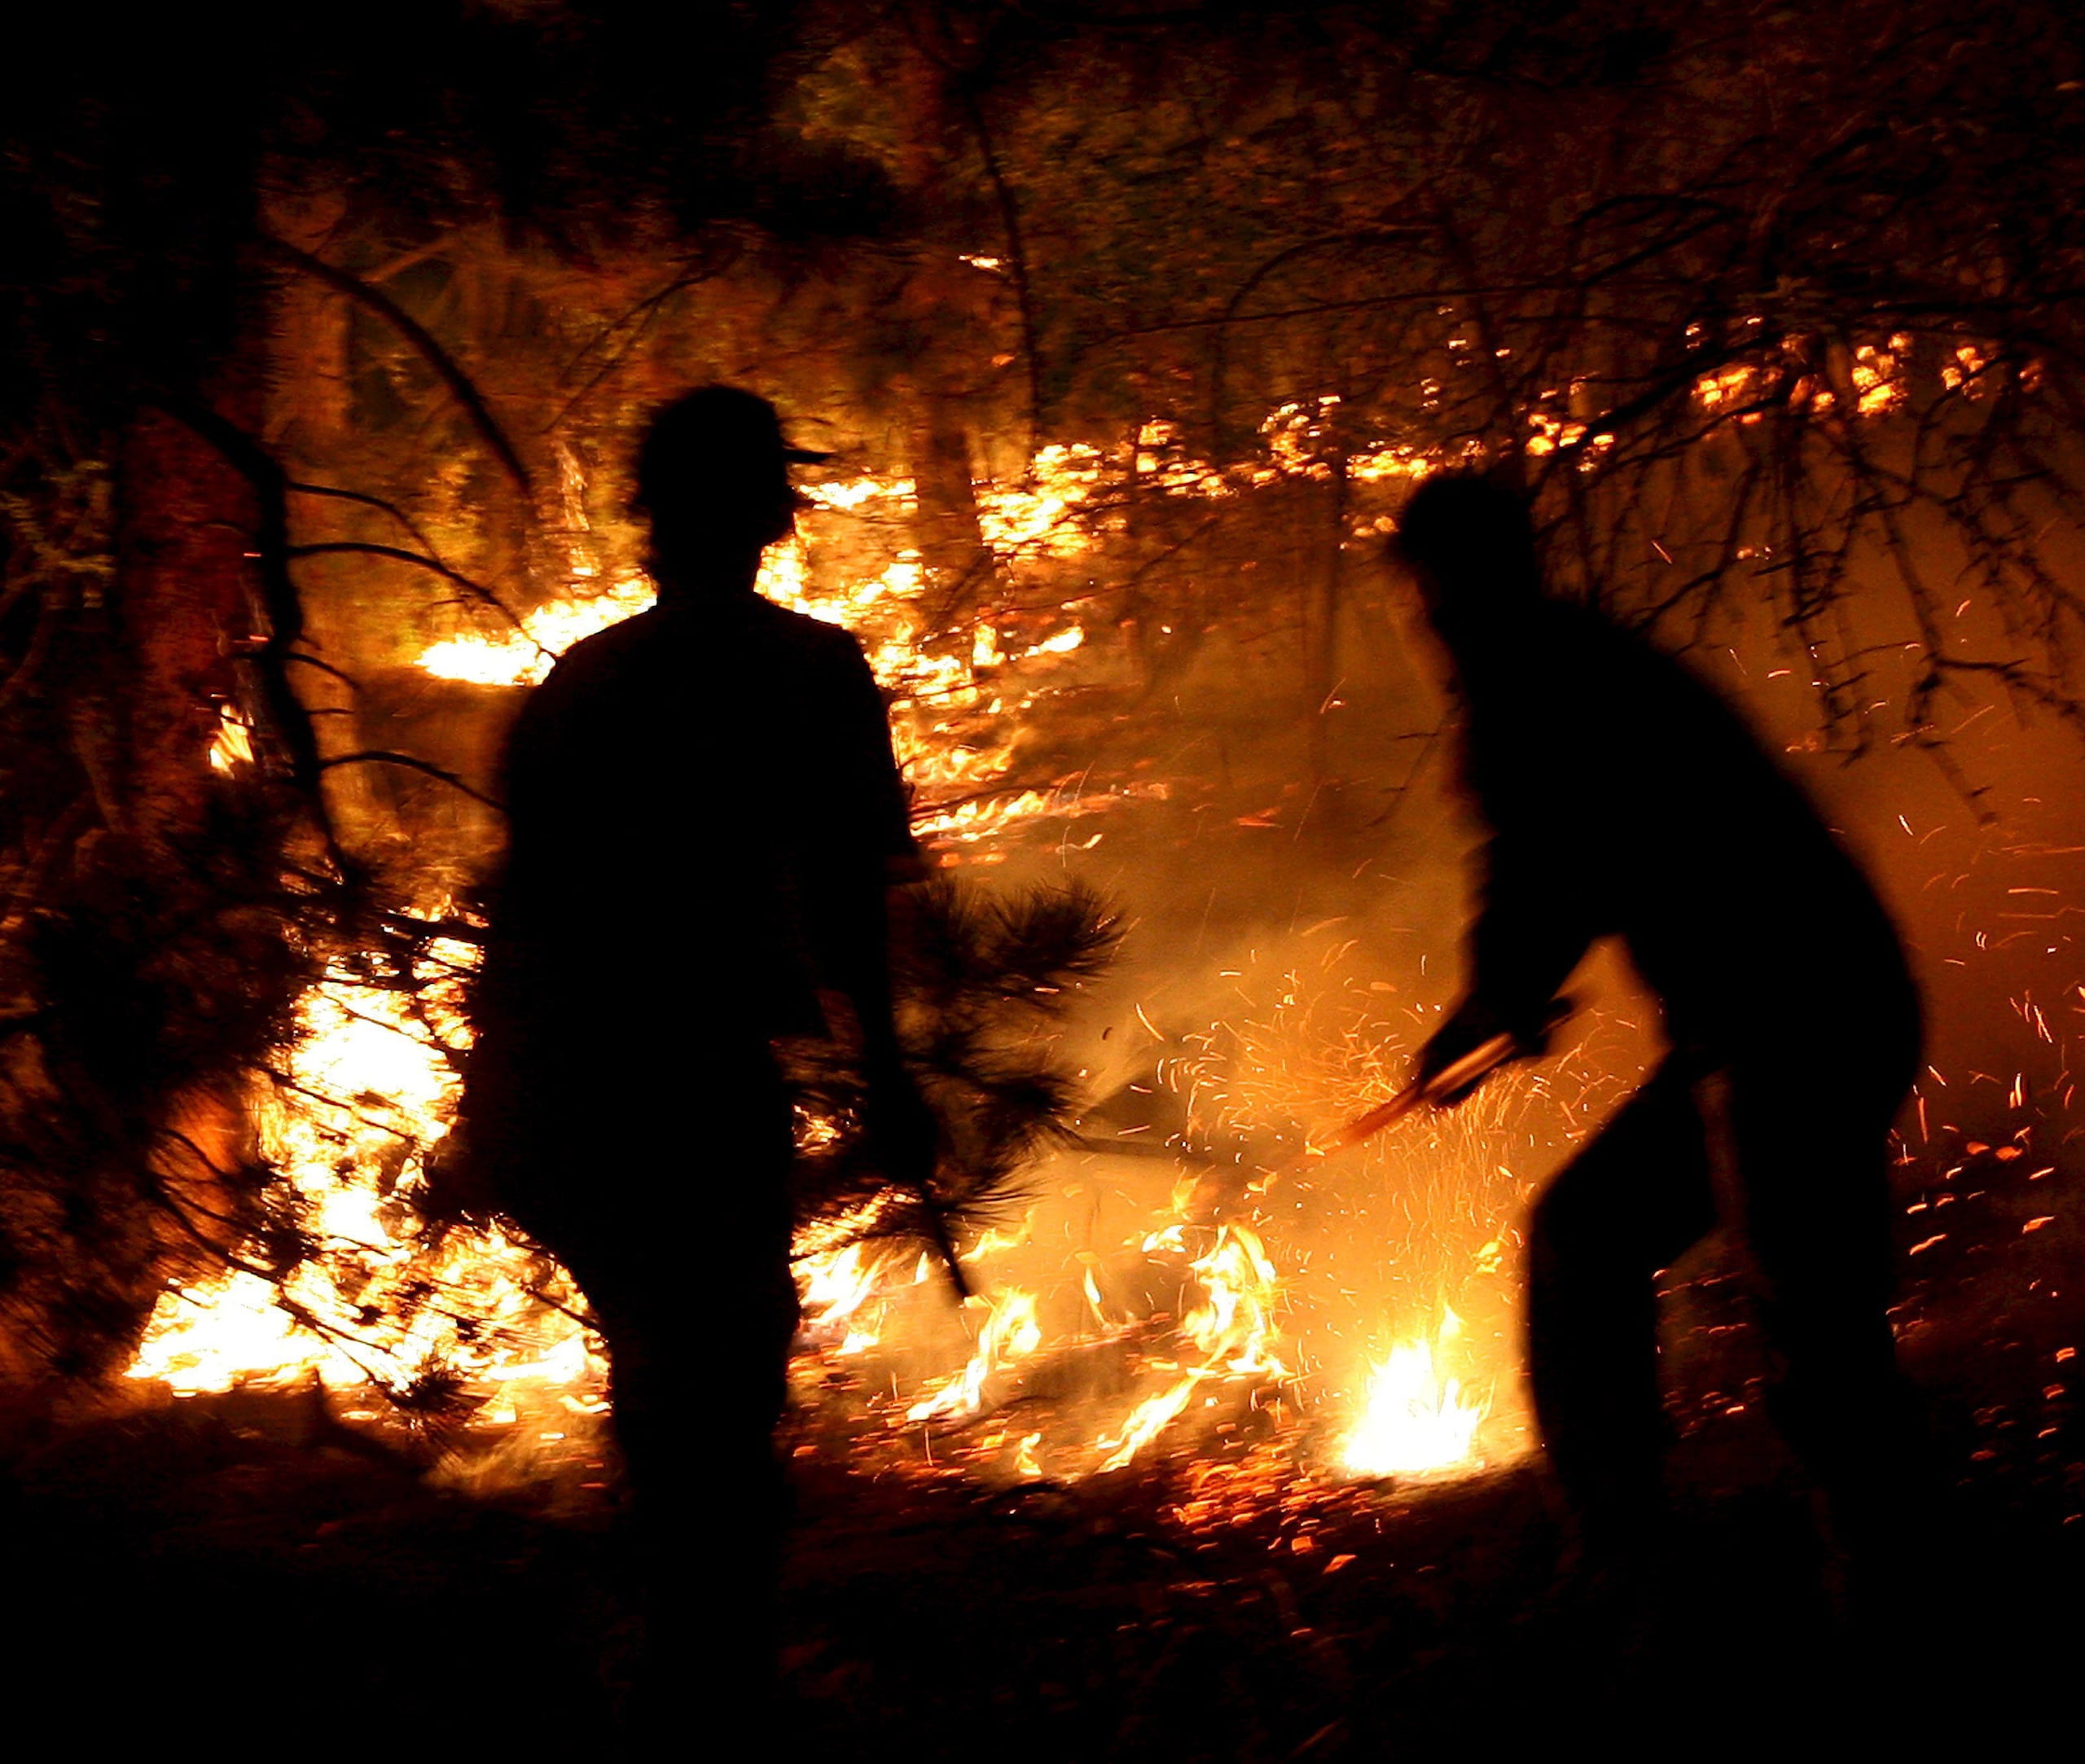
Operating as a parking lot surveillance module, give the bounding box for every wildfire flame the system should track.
[1084,1222,1290,1474]
[127,942,606,1428]
[1096,1371,1210,1473]
[208,704,254,774]
[797,1241,897,1355]
[906,1288,1043,1423]
[1341,1307,1488,1478]
[418,576,656,688]
[130,408,1607,1503]
[404,421,1444,860]
[1182,1223,1286,1378]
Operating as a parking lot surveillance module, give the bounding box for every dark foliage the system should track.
[789,878,1122,1255]
[0,783,320,1380]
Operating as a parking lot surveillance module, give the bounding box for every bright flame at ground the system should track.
[1096,1371,1209,1473]
[1341,1309,1487,1478]
[127,950,606,1424]
[906,1288,1044,1423]
[419,576,656,687]
[797,1241,892,1354]
[1183,1224,1286,1378]
[208,705,254,774]
[1078,1223,1290,1474]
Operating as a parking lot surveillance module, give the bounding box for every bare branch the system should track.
[261,235,534,499]
[317,749,507,811]
[286,541,531,636]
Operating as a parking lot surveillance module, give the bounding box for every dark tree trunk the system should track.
[910,398,995,642]
[1302,452,1349,786]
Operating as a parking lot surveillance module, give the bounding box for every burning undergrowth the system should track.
[106,419,1539,1501]
[785,927,1654,1501]
[121,875,1125,1483]
[124,907,601,1441]
[108,823,1634,1513]
[787,876,1124,1257]
[0,785,322,1384]
[80,383,2085,1546]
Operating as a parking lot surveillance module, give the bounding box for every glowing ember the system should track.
[1341,1308,1487,1478]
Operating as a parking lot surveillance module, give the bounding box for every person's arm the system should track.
[803,640,947,1220]
[493,654,589,928]
[805,640,921,1054]
[1419,755,1591,1098]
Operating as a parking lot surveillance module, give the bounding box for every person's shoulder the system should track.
[1493,595,1618,678]
[744,599,880,682]
[544,608,661,675]
[1568,601,1768,745]
[1544,598,1676,674]
[1538,595,1619,642]
[1578,603,1714,686]
[522,610,668,722]
[751,596,867,654]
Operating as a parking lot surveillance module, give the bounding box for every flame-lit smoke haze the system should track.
[125,381,2085,1511]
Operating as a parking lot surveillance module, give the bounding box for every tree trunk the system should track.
[1302,452,1349,785]
[909,397,995,643]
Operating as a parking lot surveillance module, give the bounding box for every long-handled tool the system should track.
[1313,1027,1531,1155]
[1241,1029,1517,1193]
[1241,999,1574,1205]
[1172,1026,1535,1225]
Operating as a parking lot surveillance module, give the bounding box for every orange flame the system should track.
[1341,1307,1487,1478]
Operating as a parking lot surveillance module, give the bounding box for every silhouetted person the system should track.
[1397,471,1923,1575]
[464,385,931,1727]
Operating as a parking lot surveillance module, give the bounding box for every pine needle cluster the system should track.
[787,877,1120,1258]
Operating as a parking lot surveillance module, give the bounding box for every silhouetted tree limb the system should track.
[962,88,1044,454]
[286,480,443,557]
[286,541,532,636]
[261,235,535,499]
[318,750,507,812]
[157,398,348,867]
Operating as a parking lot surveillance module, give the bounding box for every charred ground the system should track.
[7,1147,2077,1753]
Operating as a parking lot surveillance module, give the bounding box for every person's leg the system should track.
[1727,1053,1919,1552]
[1527,1058,1718,1546]
[611,1286,797,1741]
[562,1049,798,1742]
[623,1051,799,1737]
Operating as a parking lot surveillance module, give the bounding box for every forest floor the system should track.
[5,1165,2081,1758]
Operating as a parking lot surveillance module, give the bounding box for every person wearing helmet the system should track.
[466,385,933,1724]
